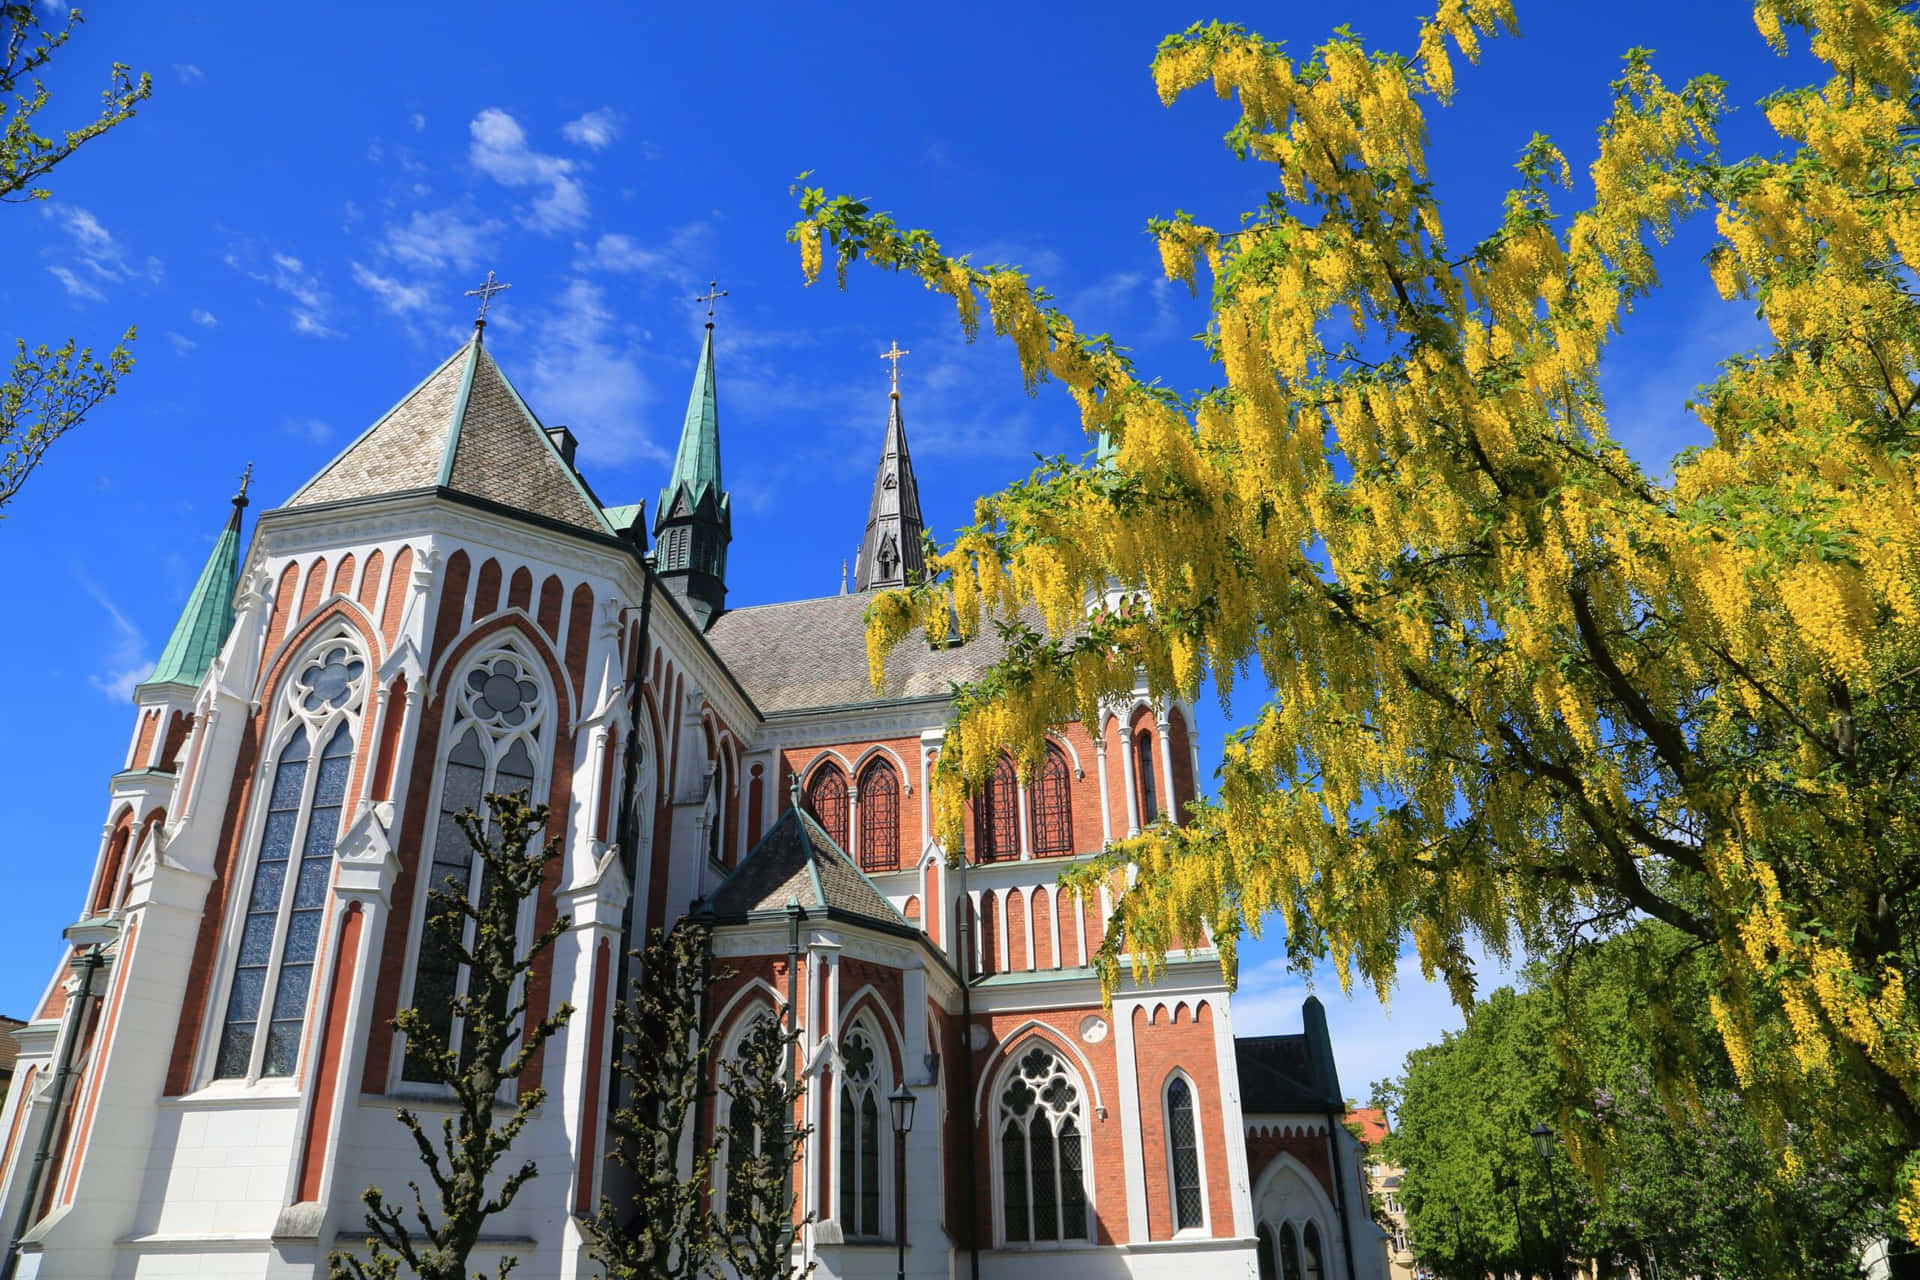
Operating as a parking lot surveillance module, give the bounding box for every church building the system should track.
[0,304,1386,1280]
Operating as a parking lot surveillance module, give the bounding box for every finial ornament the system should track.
[234,462,253,509]
[880,340,909,397]
[694,280,728,327]
[465,269,512,330]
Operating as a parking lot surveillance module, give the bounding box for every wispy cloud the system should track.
[172,62,204,85]
[43,204,161,298]
[75,569,151,701]
[191,307,217,328]
[575,231,664,274]
[410,111,426,133]
[561,107,623,150]
[382,206,502,272]
[283,416,333,445]
[166,331,196,356]
[229,248,339,338]
[469,108,588,234]
[520,277,660,467]
[351,262,431,315]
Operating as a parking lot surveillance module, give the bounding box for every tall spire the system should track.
[654,290,732,627]
[853,343,926,592]
[142,471,249,692]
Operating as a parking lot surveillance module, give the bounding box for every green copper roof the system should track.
[657,325,722,521]
[142,493,245,691]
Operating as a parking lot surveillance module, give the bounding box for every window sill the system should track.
[163,1082,303,1108]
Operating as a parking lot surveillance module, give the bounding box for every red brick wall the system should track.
[1244,1123,1337,1204]
[780,739,924,872]
[1130,1000,1235,1240]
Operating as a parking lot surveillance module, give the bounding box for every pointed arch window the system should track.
[1256,1224,1278,1280]
[1165,1075,1204,1230]
[404,647,547,1083]
[1028,745,1073,857]
[720,1007,777,1226]
[215,641,365,1080]
[1278,1222,1304,1280]
[976,755,1019,862]
[837,1024,885,1237]
[998,1043,1090,1244]
[857,759,898,873]
[1135,728,1158,823]
[806,762,849,850]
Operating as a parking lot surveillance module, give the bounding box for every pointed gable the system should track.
[286,337,613,537]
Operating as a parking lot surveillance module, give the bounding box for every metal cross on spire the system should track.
[233,462,253,510]
[694,280,728,327]
[880,340,909,396]
[465,270,512,331]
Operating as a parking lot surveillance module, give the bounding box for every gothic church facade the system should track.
[0,319,1385,1280]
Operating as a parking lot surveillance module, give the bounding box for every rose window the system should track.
[467,657,539,726]
[296,644,364,713]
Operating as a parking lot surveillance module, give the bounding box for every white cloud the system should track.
[47,264,104,301]
[43,204,161,296]
[191,307,217,327]
[34,0,68,16]
[382,206,502,272]
[560,107,623,150]
[172,62,204,84]
[166,331,196,356]
[75,570,150,701]
[521,277,660,467]
[410,111,427,133]
[469,108,588,233]
[227,247,340,338]
[351,262,431,315]
[576,231,664,274]
[283,417,333,445]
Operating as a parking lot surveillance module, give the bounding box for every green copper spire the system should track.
[654,292,733,628]
[142,473,248,692]
[658,324,722,516]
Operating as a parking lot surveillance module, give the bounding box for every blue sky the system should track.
[1,0,1802,1095]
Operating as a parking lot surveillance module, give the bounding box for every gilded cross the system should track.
[880,340,909,394]
[465,270,512,326]
[694,280,728,324]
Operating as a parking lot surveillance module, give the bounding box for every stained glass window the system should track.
[1302,1223,1326,1280]
[1167,1076,1203,1229]
[998,1043,1090,1243]
[807,763,849,850]
[1279,1223,1304,1280]
[404,648,546,1083]
[215,640,365,1082]
[858,759,898,872]
[977,755,1019,862]
[1136,730,1158,823]
[1028,746,1073,857]
[837,1026,884,1237]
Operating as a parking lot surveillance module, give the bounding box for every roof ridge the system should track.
[284,338,474,507]
[435,338,483,487]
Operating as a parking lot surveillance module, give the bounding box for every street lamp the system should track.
[1493,1167,1526,1275]
[890,1082,916,1280]
[1530,1123,1572,1280]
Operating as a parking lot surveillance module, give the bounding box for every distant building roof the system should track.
[1347,1105,1390,1145]
[0,1015,25,1078]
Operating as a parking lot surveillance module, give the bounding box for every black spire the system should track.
[853,345,925,592]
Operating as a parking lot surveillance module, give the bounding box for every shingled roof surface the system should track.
[286,338,611,537]
[705,803,907,928]
[705,593,1020,714]
[1236,1032,1342,1114]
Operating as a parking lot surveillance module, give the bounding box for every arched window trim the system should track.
[1134,726,1158,824]
[805,759,850,851]
[1161,1070,1210,1235]
[397,634,555,1087]
[204,630,368,1086]
[976,754,1020,862]
[835,1014,894,1239]
[1027,744,1074,858]
[1252,1153,1342,1280]
[990,1038,1095,1248]
[856,757,899,874]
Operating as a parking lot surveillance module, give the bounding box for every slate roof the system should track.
[705,593,1023,714]
[1236,996,1345,1113]
[286,337,613,537]
[142,492,245,690]
[704,802,908,928]
[0,1015,23,1079]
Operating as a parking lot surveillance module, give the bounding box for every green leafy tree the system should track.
[794,0,1920,1228]
[720,1011,812,1280]
[2,3,148,515]
[583,921,727,1280]
[1385,925,1887,1279]
[330,793,573,1280]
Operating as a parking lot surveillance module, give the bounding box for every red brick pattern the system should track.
[297,902,362,1201]
[1130,1002,1234,1240]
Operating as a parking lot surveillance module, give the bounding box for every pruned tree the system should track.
[795,0,1920,1233]
[1,3,148,516]
[721,1010,812,1280]
[330,793,573,1280]
[582,921,726,1280]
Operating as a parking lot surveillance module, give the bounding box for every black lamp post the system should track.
[890,1082,916,1280]
[1493,1168,1526,1277]
[1531,1123,1572,1280]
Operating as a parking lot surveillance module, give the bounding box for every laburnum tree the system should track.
[1,3,148,516]
[330,794,573,1280]
[794,0,1920,1234]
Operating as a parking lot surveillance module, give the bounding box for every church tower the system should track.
[852,342,925,591]
[653,306,731,627]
